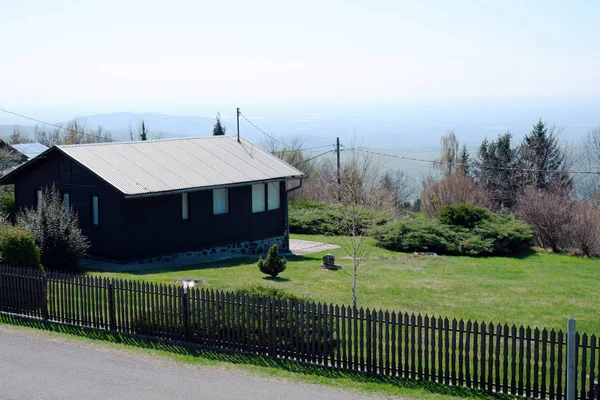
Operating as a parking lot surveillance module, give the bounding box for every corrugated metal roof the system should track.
[11,143,48,159]
[57,136,304,197]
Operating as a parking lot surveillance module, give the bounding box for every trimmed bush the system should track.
[437,204,492,229]
[474,215,533,255]
[373,218,464,254]
[258,244,287,278]
[289,200,390,235]
[373,211,533,256]
[0,225,41,269]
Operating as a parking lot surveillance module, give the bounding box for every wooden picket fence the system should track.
[0,264,598,400]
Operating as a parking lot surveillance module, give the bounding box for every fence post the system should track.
[567,318,576,400]
[41,273,48,321]
[181,288,190,342]
[268,298,274,357]
[108,281,116,331]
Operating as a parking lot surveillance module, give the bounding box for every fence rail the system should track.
[0,264,597,400]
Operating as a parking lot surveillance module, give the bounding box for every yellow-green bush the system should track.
[0,225,41,269]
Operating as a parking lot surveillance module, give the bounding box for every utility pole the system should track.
[236,108,240,143]
[337,137,341,201]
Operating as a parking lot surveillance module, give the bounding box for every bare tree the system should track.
[420,173,494,215]
[331,149,382,309]
[579,126,600,197]
[514,184,574,253]
[261,136,317,177]
[128,123,136,141]
[434,129,459,175]
[0,146,25,175]
[380,170,416,211]
[568,200,600,256]
[9,126,22,144]
[35,119,112,147]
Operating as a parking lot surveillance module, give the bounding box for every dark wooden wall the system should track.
[10,150,286,261]
[13,151,125,258]
[119,183,285,259]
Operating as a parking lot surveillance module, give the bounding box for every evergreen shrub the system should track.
[0,225,41,269]
[258,244,287,278]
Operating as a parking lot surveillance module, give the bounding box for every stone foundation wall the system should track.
[134,236,287,265]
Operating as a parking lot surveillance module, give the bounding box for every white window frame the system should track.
[213,188,229,215]
[267,182,280,210]
[64,193,70,215]
[252,184,265,213]
[182,192,189,220]
[92,196,99,226]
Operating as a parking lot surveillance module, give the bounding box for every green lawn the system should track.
[85,233,600,334]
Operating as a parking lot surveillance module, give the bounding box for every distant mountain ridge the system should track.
[69,112,216,139]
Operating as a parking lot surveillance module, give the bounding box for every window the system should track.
[36,189,42,207]
[182,192,189,220]
[92,196,99,226]
[267,182,280,210]
[213,188,228,215]
[64,193,70,215]
[252,184,265,213]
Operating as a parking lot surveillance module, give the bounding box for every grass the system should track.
[84,233,600,334]
[0,313,503,400]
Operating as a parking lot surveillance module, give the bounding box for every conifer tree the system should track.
[519,119,570,190]
[474,133,520,208]
[456,145,470,175]
[212,112,226,136]
[139,120,147,141]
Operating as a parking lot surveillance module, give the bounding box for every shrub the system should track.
[234,284,307,302]
[0,225,41,269]
[258,244,287,278]
[373,212,533,256]
[515,185,573,253]
[568,201,600,257]
[437,204,492,229]
[16,185,89,271]
[0,186,15,221]
[289,200,390,235]
[474,215,533,255]
[373,218,464,254]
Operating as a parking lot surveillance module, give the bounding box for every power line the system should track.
[346,147,600,176]
[277,145,335,153]
[238,111,293,150]
[0,107,119,142]
[293,150,335,167]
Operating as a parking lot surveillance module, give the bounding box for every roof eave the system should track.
[123,175,304,199]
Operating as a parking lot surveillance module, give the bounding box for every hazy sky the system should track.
[2,0,600,118]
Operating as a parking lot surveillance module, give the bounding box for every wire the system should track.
[293,150,334,167]
[347,147,600,176]
[238,111,294,150]
[277,144,336,153]
[0,107,119,142]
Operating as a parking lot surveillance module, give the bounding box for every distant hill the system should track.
[69,112,216,139]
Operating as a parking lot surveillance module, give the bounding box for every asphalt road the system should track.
[0,325,379,400]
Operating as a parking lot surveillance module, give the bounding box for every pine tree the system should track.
[456,145,470,175]
[474,133,520,208]
[139,120,147,141]
[212,112,226,136]
[519,119,570,190]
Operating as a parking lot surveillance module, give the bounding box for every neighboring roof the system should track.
[0,136,304,197]
[11,143,49,159]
